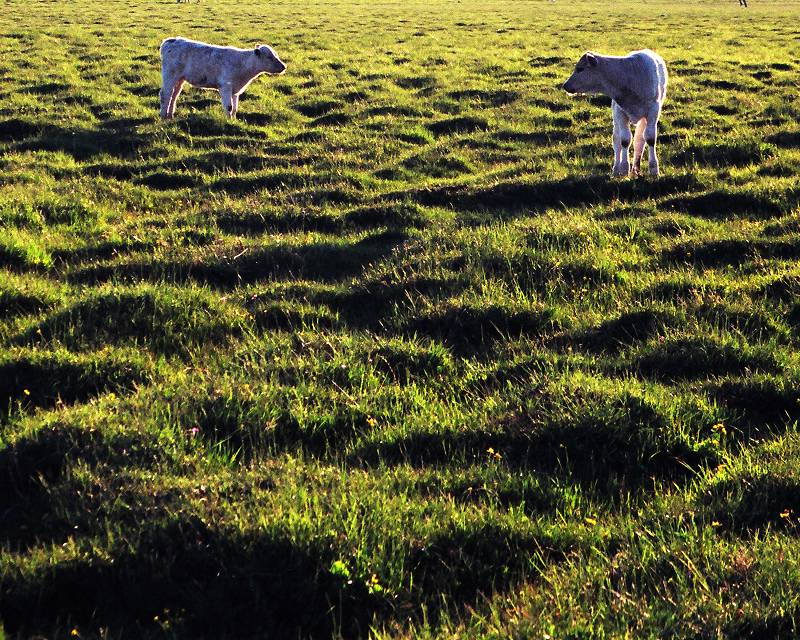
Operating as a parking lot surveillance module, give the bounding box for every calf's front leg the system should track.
[219,84,235,119]
[611,101,631,177]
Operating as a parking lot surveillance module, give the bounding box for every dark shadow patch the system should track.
[702,475,800,535]
[529,56,564,67]
[250,302,338,331]
[530,98,571,112]
[571,310,677,353]
[293,100,342,117]
[699,78,744,90]
[394,75,437,90]
[0,118,41,141]
[402,152,474,178]
[708,377,800,432]
[50,239,153,265]
[447,89,518,106]
[411,173,699,214]
[25,82,70,96]
[319,276,468,330]
[353,391,717,491]
[16,289,246,355]
[0,244,44,272]
[663,190,789,219]
[407,305,561,352]
[186,232,407,287]
[633,337,779,382]
[216,210,341,234]
[0,352,146,417]
[696,304,784,340]
[175,114,249,137]
[0,425,163,550]
[84,161,137,180]
[492,129,575,145]
[212,171,308,194]
[766,130,800,149]
[708,104,738,116]
[673,140,774,167]
[0,289,53,319]
[311,112,352,127]
[364,104,423,118]
[134,171,201,190]
[408,524,569,623]
[14,122,147,160]
[236,112,275,126]
[367,342,454,384]
[344,201,431,229]
[0,521,385,640]
[427,116,489,136]
[478,251,620,293]
[662,238,800,267]
[761,274,800,302]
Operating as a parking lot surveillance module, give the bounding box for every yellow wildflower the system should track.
[584,516,597,526]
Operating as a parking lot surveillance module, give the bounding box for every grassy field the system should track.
[2,0,800,637]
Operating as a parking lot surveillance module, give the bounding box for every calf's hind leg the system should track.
[167,80,185,118]
[632,119,646,175]
[645,106,661,176]
[160,74,184,119]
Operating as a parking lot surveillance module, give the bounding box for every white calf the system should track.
[563,49,668,177]
[159,37,286,119]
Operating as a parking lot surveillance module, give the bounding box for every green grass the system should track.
[2,0,800,637]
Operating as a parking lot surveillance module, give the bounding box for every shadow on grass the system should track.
[662,238,800,267]
[50,239,154,266]
[408,173,700,215]
[350,394,717,493]
[405,305,562,354]
[68,233,407,288]
[0,351,146,418]
[14,119,149,160]
[316,276,468,330]
[567,309,679,353]
[0,520,386,640]
[632,337,780,382]
[15,288,246,356]
[0,425,163,551]
[664,189,796,219]
[707,377,800,434]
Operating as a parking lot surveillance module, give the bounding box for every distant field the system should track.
[2,0,800,637]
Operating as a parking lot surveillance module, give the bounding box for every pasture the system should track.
[2,0,800,637]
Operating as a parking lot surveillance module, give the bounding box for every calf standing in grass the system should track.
[563,49,668,177]
[159,37,286,119]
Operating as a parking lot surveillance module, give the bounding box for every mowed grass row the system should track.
[2,0,800,637]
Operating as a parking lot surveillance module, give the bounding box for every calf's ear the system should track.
[254,46,262,56]
[586,52,598,67]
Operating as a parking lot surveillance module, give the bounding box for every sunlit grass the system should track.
[2,0,800,637]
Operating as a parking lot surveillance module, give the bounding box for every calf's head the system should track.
[562,52,603,94]
[254,45,287,74]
